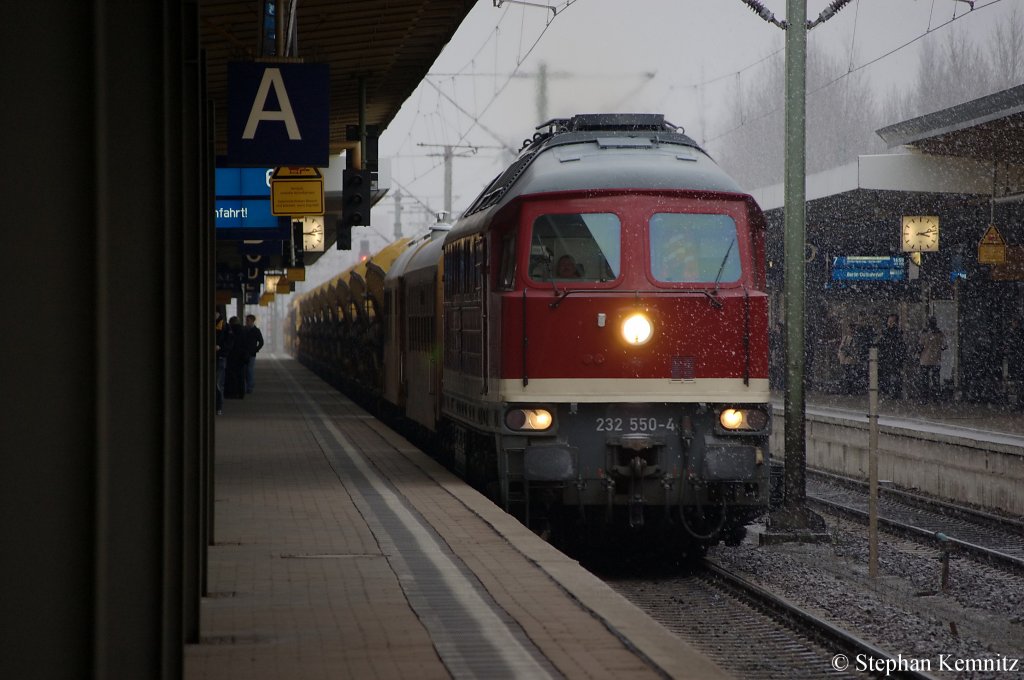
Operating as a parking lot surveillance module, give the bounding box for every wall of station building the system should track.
[764,197,1024,403]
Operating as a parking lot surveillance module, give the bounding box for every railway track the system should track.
[606,559,934,680]
[806,470,1024,576]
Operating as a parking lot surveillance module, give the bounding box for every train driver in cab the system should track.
[655,235,700,282]
[556,254,581,278]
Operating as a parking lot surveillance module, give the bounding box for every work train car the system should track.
[291,113,774,551]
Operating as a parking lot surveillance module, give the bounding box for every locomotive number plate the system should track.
[595,417,676,433]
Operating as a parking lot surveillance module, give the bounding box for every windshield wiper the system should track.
[542,258,562,298]
[712,238,736,297]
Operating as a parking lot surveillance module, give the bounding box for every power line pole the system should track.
[393,189,403,240]
[779,0,819,534]
[416,143,504,217]
[537,61,549,122]
[738,0,854,539]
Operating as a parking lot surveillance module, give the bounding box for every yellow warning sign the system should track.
[273,166,321,178]
[271,165,324,216]
[978,224,1006,264]
[980,225,1005,245]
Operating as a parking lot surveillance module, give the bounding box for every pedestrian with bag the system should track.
[243,313,265,394]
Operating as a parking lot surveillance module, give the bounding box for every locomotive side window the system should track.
[528,212,620,283]
[497,232,517,290]
[649,213,741,284]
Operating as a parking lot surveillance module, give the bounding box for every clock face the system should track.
[300,215,325,252]
[901,215,939,252]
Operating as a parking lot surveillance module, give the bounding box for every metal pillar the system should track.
[767,0,826,537]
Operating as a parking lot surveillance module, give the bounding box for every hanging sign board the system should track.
[978,225,1006,264]
[831,255,906,281]
[270,166,324,216]
[227,62,329,167]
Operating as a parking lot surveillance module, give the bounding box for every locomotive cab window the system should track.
[497,232,517,290]
[649,213,741,284]
[529,212,620,283]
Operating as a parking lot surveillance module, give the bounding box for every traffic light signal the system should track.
[341,168,371,230]
[336,218,352,250]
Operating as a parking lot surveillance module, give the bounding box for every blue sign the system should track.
[831,256,905,282]
[832,269,905,281]
[215,167,273,197]
[227,62,329,167]
[215,199,279,228]
[832,256,905,269]
[215,163,289,239]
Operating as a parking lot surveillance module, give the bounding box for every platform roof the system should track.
[876,83,1024,164]
[752,84,1024,223]
[200,0,474,157]
[202,0,473,269]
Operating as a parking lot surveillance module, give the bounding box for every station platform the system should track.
[185,355,728,679]
[799,391,1024,439]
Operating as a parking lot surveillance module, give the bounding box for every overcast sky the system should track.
[312,0,1014,275]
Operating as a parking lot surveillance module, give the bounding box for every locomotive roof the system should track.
[462,114,743,219]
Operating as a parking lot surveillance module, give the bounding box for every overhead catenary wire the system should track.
[705,0,1003,144]
[389,0,580,218]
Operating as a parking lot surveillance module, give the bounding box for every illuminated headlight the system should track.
[718,408,769,432]
[505,408,553,431]
[621,313,653,345]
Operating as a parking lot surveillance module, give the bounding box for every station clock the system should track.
[901,215,939,252]
[299,215,325,252]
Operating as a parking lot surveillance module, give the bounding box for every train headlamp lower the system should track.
[621,313,653,345]
[718,408,769,432]
[505,408,553,431]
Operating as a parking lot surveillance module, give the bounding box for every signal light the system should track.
[341,168,371,231]
[336,219,352,250]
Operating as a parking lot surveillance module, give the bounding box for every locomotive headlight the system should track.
[718,408,769,432]
[621,313,653,346]
[505,408,553,431]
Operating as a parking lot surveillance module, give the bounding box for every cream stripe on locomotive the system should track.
[490,377,770,403]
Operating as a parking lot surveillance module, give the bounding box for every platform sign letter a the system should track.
[227,62,329,167]
[243,69,301,140]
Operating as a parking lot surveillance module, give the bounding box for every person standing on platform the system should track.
[837,322,860,395]
[225,316,247,399]
[918,317,946,402]
[243,314,265,394]
[878,313,907,399]
[214,312,232,415]
[853,319,875,392]
[1005,317,1024,408]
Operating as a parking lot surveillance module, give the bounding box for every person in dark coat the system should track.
[224,316,247,399]
[214,312,233,415]
[1004,317,1024,408]
[243,314,265,394]
[853,320,875,391]
[877,313,906,399]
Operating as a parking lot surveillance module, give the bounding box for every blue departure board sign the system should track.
[831,256,906,282]
[215,165,289,239]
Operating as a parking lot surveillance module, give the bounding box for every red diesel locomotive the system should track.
[291,113,774,550]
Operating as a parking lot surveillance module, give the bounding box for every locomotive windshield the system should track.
[529,212,620,283]
[649,213,741,284]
